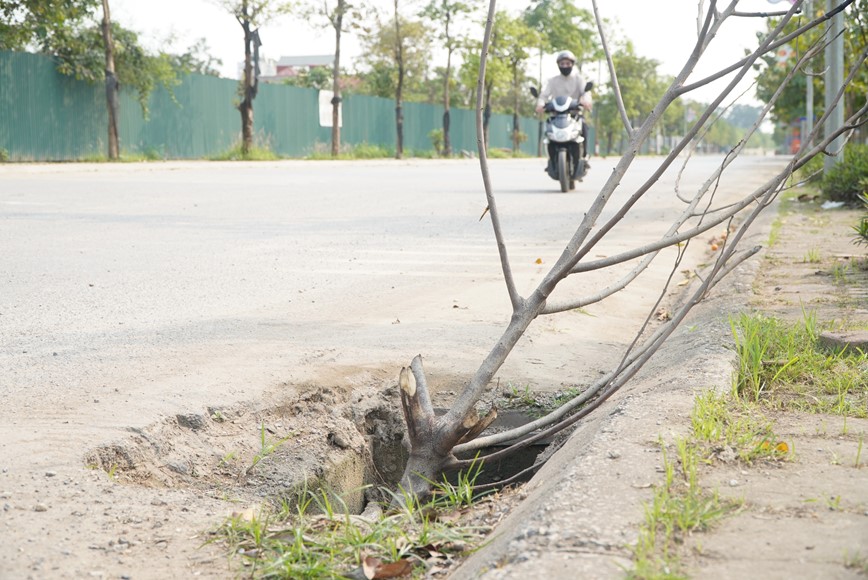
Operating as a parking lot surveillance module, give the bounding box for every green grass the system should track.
[691,390,791,463]
[208,144,281,161]
[844,551,868,574]
[247,423,294,475]
[802,248,821,264]
[306,142,395,160]
[211,463,492,579]
[629,438,741,579]
[729,311,868,417]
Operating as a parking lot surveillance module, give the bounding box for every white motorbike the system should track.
[532,81,593,192]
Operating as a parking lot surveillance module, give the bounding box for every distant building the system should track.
[275,55,334,77]
[244,54,337,85]
[235,55,277,81]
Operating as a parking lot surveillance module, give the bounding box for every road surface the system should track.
[0,155,787,578]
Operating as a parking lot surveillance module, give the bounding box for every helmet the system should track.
[555,50,576,64]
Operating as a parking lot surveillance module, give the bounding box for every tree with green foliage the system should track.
[456,13,515,149]
[0,0,96,51]
[282,66,332,90]
[358,8,432,156]
[490,13,538,153]
[420,0,475,156]
[523,0,598,80]
[2,0,213,158]
[214,0,293,156]
[592,41,667,155]
[755,1,867,130]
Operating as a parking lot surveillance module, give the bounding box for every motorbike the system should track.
[532,81,593,192]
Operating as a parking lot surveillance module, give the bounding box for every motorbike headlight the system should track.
[554,129,569,141]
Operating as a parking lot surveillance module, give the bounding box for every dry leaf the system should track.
[373,559,414,579]
[535,258,543,264]
[775,441,789,453]
[362,555,380,579]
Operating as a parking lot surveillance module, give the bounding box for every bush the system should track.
[853,193,868,247]
[428,128,444,156]
[820,143,868,203]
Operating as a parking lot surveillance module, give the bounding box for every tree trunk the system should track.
[394,2,404,160]
[331,0,344,157]
[239,10,256,156]
[512,65,520,153]
[442,12,452,158]
[101,0,119,160]
[443,47,452,157]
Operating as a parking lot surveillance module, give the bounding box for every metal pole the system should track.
[824,0,844,171]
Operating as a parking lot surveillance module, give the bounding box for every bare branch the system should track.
[678,0,856,96]
[733,10,796,18]
[554,3,798,282]
[474,5,522,313]
[590,0,632,134]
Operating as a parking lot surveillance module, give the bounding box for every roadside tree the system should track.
[214,0,293,156]
[296,0,367,156]
[420,0,476,156]
[358,9,432,155]
[393,0,867,501]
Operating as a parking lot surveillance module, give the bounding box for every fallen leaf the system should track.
[775,441,789,453]
[535,258,543,264]
[362,555,380,579]
[373,559,414,579]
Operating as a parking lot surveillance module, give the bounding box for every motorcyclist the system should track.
[535,50,591,169]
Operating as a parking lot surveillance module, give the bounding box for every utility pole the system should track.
[823,0,844,171]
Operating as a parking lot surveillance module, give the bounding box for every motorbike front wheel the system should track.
[557,149,569,192]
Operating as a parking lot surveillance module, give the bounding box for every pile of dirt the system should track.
[84,383,408,515]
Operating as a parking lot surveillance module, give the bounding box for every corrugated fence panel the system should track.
[120,74,240,158]
[0,51,105,161]
[342,93,396,149]
[1,50,544,161]
[255,82,329,157]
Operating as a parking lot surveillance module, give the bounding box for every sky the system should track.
[110,0,793,105]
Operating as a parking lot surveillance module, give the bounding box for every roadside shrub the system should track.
[853,193,868,247]
[820,143,868,203]
[428,128,444,156]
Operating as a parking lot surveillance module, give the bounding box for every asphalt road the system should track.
[0,155,787,457]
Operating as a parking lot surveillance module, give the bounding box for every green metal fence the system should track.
[0,50,543,161]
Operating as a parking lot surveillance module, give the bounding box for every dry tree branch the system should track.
[733,9,796,18]
[551,3,798,286]
[474,4,522,312]
[456,101,866,456]
[679,0,856,96]
[455,44,868,456]
[590,0,633,135]
[396,0,866,497]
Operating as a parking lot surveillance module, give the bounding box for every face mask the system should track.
[559,65,573,76]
